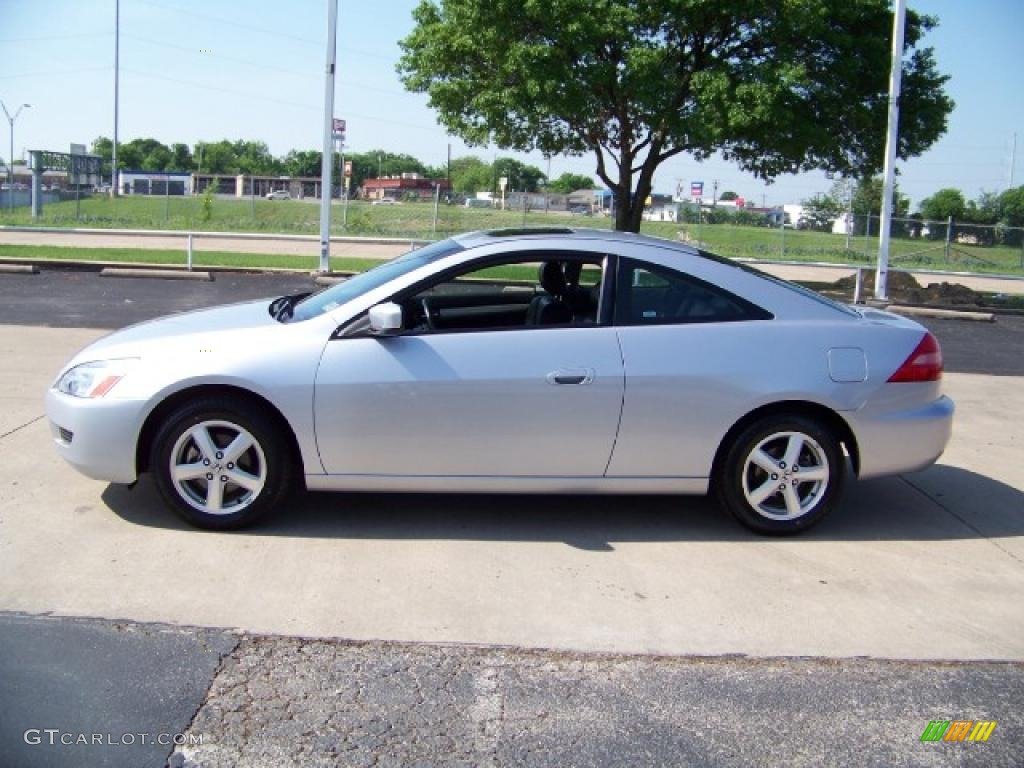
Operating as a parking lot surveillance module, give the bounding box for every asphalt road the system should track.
[0,267,1020,375]
[0,614,236,768]
[2,614,1020,768]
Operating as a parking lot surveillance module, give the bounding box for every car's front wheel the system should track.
[150,397,293,529]
[714,414,844,535]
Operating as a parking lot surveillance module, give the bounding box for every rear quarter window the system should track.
[615,258,772,326]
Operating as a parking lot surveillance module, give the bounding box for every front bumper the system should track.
[45,388,146,484]
[847,394,955,479]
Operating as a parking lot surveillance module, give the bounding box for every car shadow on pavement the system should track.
[101,463,1024,549]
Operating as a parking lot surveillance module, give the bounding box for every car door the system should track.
[606,256,775,479]
[314,257,624,478]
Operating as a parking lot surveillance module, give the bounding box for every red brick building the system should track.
[362,174,451,201]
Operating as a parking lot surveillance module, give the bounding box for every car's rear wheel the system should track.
[714,414,844,535]
[151,397,293,529]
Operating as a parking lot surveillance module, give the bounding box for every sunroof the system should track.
[486,227,574,237]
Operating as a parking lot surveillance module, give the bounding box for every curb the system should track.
[100,267,213,281]
[0,256,353,277]
[0,263,38,274]
[887,304,995,322]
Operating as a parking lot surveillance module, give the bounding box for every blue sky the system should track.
[1,0,1021,207]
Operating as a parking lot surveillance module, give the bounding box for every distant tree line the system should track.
[89,136,598,196]
[802,177,1024,244]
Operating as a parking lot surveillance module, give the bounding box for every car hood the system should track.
[69,299,278,363]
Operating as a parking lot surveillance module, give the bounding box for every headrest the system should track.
[538,261,567,295]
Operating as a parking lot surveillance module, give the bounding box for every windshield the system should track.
[289,238,465,322]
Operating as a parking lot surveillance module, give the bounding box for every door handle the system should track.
[546,368,595,386]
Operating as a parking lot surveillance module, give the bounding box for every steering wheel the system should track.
[419,298,435,330]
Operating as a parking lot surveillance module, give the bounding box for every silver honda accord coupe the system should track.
[46,228,953,534]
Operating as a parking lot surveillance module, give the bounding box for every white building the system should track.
[117,170,192,196]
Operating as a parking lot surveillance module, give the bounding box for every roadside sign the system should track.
[343,160,352,178]
[70,143,86,156]
[691,181,704,197]
[499,176,508,191]
[332,118,346,141]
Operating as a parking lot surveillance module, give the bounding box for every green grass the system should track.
[3,195,1022,275]
[0,243,381,273]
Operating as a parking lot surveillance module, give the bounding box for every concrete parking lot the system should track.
[1,270,1022,766]
[1,278,1022,660]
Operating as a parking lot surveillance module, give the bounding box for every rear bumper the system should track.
[45,388,144,484]
[847,394,954,479]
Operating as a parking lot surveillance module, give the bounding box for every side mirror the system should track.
[367,302,403,336]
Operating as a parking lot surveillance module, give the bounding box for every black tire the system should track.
[150,396,294,530]
[713,414,844,535]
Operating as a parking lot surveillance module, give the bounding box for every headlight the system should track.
[55,359,138,398]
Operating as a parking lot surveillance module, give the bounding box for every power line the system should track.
[121,32,314,78]
[120,67,320,112]
[0,66,111,81]
[120,32,410,97]
[120,67,444,133]
[0,32,112,43]
[133,0,323,47]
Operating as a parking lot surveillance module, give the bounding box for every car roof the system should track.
[451,227,701,255]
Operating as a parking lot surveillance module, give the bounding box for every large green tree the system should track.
[449,156,493,194]
[493,157,546,193]
[918,187,966,221]
[398,0,953,232]
[548,172,597,193]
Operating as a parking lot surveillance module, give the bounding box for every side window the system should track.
[614,258,769,326]
[400,254,606,333]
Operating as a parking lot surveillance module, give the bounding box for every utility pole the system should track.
[1010,132,1017,189]
[317,0,339,273]
[1,100,30,211]
[712,179,719,207]
[112,0,120,197]
[875,0,906,301]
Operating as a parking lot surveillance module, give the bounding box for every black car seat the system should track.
[526,261,573,325]
[562,261,600,324]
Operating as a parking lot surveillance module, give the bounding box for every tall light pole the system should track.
[111,0,120,196]
[875,0,907,301]
[2,101,30,211]
[317,0,339,273]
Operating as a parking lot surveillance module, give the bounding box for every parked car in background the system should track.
[46,228,952,535]
[372,197,398,206]
[265,189,291,200]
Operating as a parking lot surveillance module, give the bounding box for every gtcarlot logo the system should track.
[23,729,203,747]
[920,720,997,742]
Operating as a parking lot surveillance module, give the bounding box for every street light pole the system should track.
[875,0,907,301]
[112,0,120,197]
[317,0,339,273]
[1,101,30,211]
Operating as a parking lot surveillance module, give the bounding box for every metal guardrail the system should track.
[3,226,1024,293]
[0,225,430,272]
[0,224,430,245]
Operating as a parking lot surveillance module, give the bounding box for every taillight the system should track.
[888,332,943,382]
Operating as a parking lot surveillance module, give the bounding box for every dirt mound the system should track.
[831,270,982,306]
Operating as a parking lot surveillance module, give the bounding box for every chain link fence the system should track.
[2,192,1023,276]
[680,214,1024,275]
